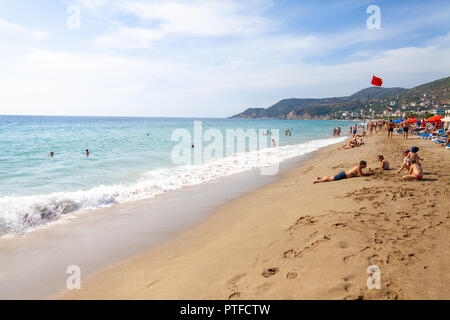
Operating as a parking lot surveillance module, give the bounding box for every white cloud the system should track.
[0,18,48,39]
[97,27,165,49]
[0,33,448,117]
[92,0,274,49]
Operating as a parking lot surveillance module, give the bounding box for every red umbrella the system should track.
[407,117,419,123]
[426,116,444,123]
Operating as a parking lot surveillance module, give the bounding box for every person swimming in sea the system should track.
[313,160,374,184]
[85,149,89,156]
[50,151,54,157]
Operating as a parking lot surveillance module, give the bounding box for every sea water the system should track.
[0,115,349,236]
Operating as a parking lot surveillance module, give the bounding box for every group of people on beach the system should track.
[313,122,425,184]
[313,146,423,184]
[332,127,341,137]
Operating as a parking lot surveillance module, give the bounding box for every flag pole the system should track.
[364,85,372,129]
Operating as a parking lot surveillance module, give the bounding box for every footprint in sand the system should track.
[228,292,241,300]
[227,273,246,285]
[262,268,279,278]
[338,241,349,249]
[286,272,298,280]
[283,249,296,259]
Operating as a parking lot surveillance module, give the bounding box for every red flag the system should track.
[371,75,383,87]
[387,107,392,111]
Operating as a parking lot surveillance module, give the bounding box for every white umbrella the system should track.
[443,117,450,129]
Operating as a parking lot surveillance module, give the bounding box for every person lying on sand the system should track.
[340,139,357,149]
[313,160,374,184]
[403,159,423,180]
[378,155,390,170]
[397,149,411,173]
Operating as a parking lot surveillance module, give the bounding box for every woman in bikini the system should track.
[403,159,423,180]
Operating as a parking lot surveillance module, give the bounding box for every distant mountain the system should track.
[398,76,450,101]
[230,76,449,119]
[350,87,406,99]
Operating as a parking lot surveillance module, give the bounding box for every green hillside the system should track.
[230,76,449,119]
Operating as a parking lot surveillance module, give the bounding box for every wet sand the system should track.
[60,131,450,300]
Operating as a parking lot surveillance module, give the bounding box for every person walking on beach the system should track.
[387,120,395,139]
[313,160,374,184]
[369,122,374,135]
[402,120,410,139]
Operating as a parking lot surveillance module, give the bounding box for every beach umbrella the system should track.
[426,115,444,123]
[421,118,426,127]
[406,117,419,123]
[392,119,404,123]
[443,117,450,129]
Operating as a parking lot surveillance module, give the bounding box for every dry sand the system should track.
[60,131,450,300]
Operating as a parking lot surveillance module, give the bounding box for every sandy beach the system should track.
[60,131,450,300]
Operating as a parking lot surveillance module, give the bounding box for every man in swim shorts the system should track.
[402,120,410,139]
[387,120,395,139]
[313,160,374,184]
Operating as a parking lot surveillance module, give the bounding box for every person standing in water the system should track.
[85,149,89,157]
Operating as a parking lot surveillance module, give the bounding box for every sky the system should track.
[0,0,449,117]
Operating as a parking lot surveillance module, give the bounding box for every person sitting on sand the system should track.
[377,155,389,170]
[397,149,411,173]
[313,160,374,184]
[409,146,422,165]
[403,159,423,180]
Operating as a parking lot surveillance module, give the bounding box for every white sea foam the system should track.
[0,136,346,236]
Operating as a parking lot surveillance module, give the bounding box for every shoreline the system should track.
[60,131,450,299]
[0,134,346,299]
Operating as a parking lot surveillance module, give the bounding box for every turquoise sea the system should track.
[0,115,350,236]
